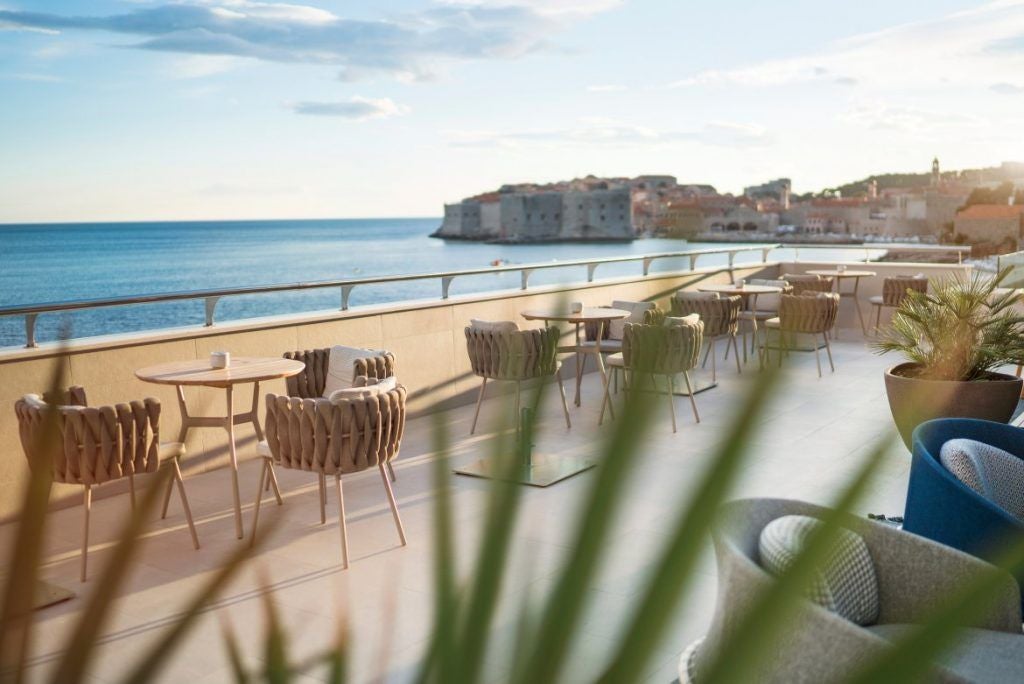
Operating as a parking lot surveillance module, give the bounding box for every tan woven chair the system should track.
[869,275,928,332]
[281,347,397,485]
[601,317,704,433]
[674,292,741,381]
[738,279,793,362]
[582,300,658,353]
[782,273,835,295]
[15,387,199,581]
[764,293,840,377]
[253,385,408,568]
[465,323,571,434]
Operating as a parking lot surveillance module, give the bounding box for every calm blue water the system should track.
[0,219,873,347]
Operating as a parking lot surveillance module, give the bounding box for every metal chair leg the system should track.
[599,368,613,426]
[81,485,91,582]
[824,334,835,372]
[160,470,174,519]
[814,343,823,378]
[335,473,349,569]
[470,377,487,435]
[128,473,137,511]
[710,337,717,383]
[318,473,326,525]
[267,461,283,506]
[556,371,572,428]
[379,463,407,546]
[386,461,397,483]
[683,372,701,423]
[666,374,677,433]
[731,335,742,374]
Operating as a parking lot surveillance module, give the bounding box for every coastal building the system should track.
[436,183,633,242]
[953,203,1024,252]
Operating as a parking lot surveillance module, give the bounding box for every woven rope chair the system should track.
[601,319,704,433]
[869,276,928,333]
[15,387,199,581]
[737,279,793,363]
[280,348,397,488]
[465,326,571,434]
[764,293,840,377]
[253,386,408,568]
[782,273,835,295]
[673,293,742,382]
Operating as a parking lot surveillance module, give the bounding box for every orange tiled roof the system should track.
[956,204,1024,219]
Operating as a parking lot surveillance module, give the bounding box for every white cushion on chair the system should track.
[257,440,272,458]
[869,295,884,305]
[323,345,385,397]
[941,439,1024,520]
[470,319,519,333]
[606,352,625,367]
[764,317,781,329]
[675,291,720,301]
[609,301,656,340]
[20,394,49,410]
[664,313,701,328]
[759,515,880,626]
[328,376,399,403]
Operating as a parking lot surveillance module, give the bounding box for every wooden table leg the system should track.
[250,380,264,441]
[176,385,191,443]
[225,385,243,539]
[852,277,868,334]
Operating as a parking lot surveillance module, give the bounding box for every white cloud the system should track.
[0,1,611,82]
[289,96,409,120]
[667,0,1024,91]
[447,118,772,149]
[991,81,1024,94]
[839,102,986,133]
[165,54,248,79]
[586,84,625,92]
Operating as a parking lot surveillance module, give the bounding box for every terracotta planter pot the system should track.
[884,362,1023,448]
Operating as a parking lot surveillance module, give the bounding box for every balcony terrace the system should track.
[0,247,988,682]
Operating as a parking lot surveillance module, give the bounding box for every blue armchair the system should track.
[904,418,1024,599]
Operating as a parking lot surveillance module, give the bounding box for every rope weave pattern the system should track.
[264,386,407,474]
[283,348,396,398]
[465,327,560,381]
[882,277,928,306]
[15,396,162,486]
[672,296,740,337]
[783,275,835,295]
[778,293,840,334]
[622,320,704,375]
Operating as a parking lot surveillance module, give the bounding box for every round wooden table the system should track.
[521,308,630,408]
[698,284,783,366]
[806,269,877,335]
[136,356,305,539]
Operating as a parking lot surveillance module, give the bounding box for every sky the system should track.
[2,0,1024,223]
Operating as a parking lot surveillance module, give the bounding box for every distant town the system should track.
[433,160,1024,256]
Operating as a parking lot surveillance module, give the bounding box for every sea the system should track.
[0,218,878,347]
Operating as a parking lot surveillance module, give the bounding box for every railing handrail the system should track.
[0,242,970,348]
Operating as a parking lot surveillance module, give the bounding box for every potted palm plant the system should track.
[874,269,1024,447]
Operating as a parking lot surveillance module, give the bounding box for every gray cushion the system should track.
[759,515,880,625]
[941,439,1024,520]
[868,624,1024,682]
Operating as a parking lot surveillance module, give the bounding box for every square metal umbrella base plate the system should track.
[455,453,597,487]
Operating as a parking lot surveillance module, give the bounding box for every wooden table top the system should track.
[806,269,876,278]
[521,308,632,323]
[697,284,782,295]
[135,357,305,388]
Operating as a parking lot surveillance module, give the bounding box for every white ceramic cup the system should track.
[736,279,745,289]
[570,301,583,313]
[838,264,847,273]
[211,351,231,369]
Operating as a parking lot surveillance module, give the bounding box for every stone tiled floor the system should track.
[5,336,941,682]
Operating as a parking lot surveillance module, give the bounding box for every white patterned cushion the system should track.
[747,279,788,312]
[322,345,386,397]
[941,439,1024,520]
[664,313,701,328]
[609,300,656,340]
[759,515,880,626]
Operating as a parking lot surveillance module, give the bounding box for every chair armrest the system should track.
[861,522,1022,632]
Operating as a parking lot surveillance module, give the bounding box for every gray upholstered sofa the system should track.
[682,498,1024,683]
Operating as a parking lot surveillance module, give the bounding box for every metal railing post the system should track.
[586,263,598,283]
[25,314,37,348]
[340,285,354,311]
[204,296,220,327]
[441,276,454,300]
[521,269,533,290]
